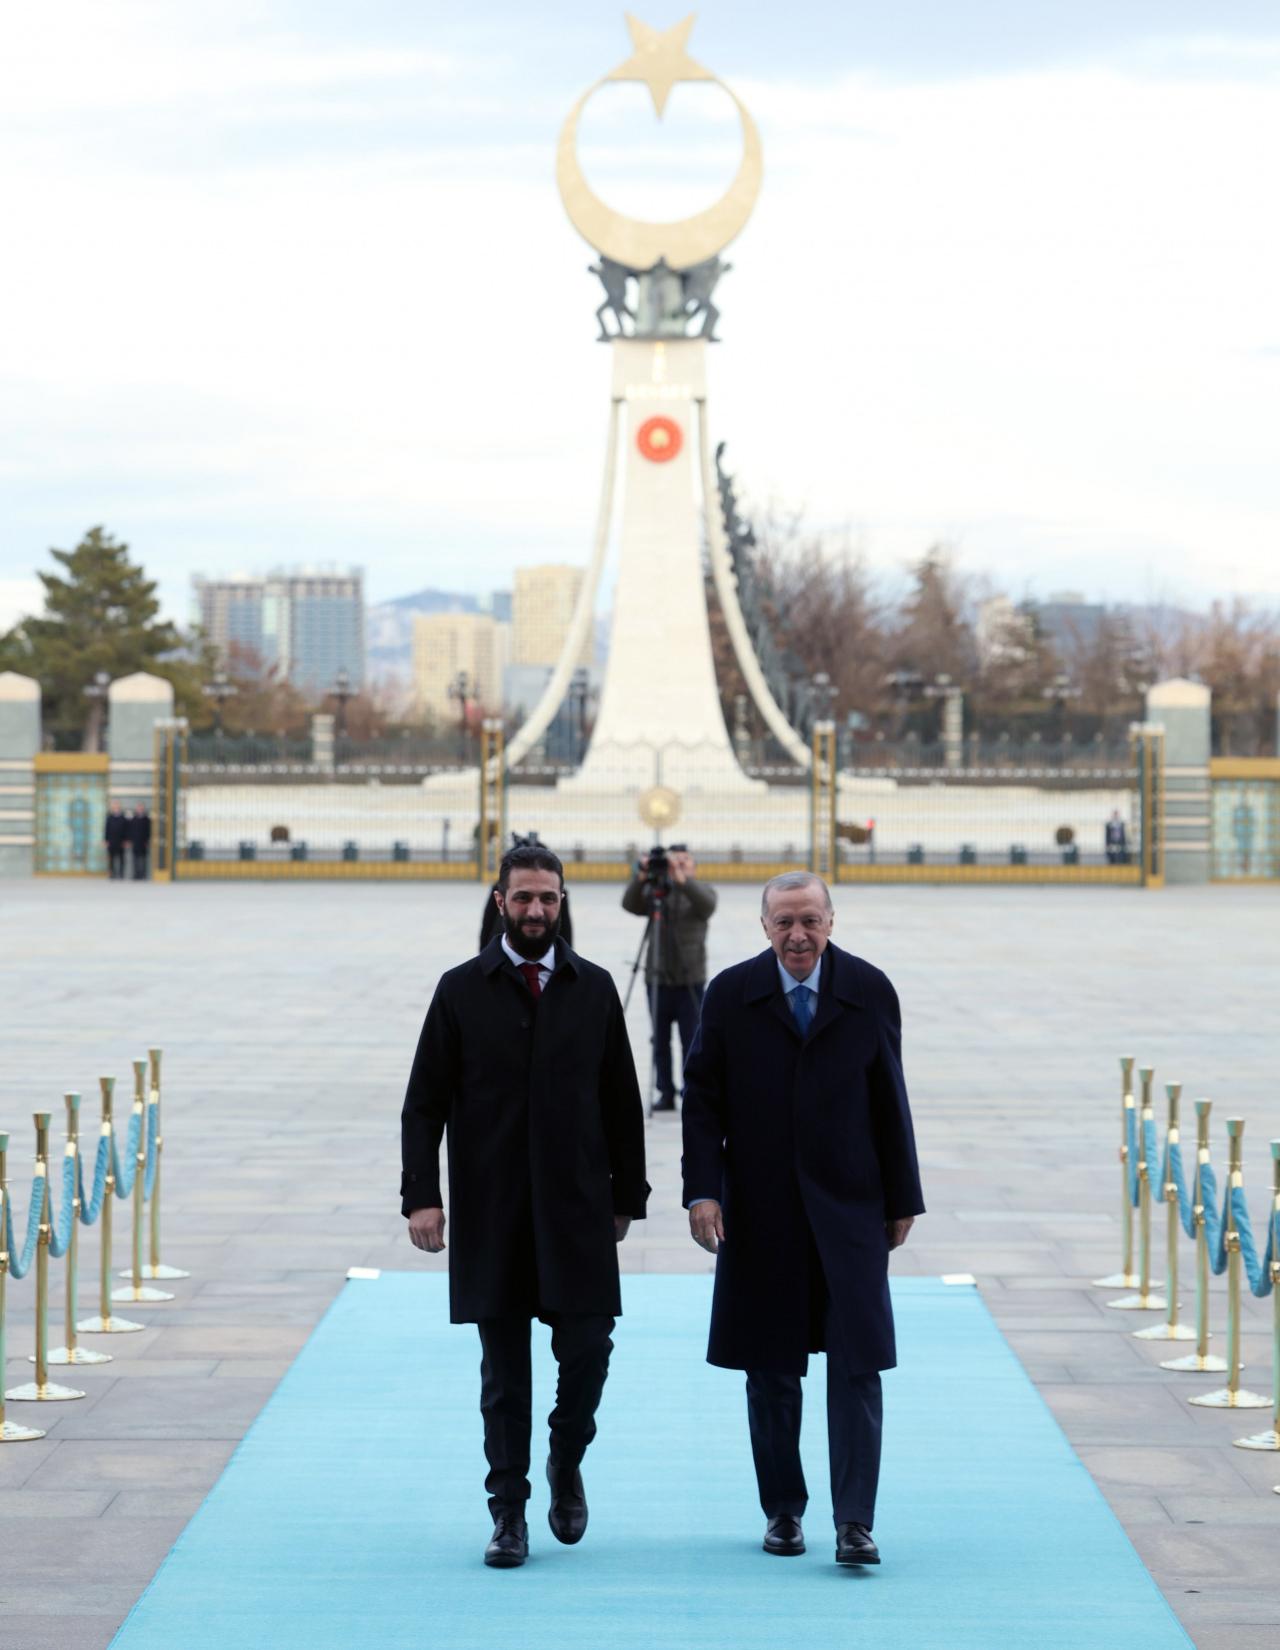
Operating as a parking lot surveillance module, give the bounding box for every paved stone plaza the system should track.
[1,878,1278,1649]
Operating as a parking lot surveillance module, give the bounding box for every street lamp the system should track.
[330,667,355,738]
[83,670,111,753]
[811,671,838,722]
[448,671,471,763]
[569,667,590,765]
[922,673,966,769]
[202,670,237,736]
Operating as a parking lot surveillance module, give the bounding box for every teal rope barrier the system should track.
[2,1173,45,1281]
[1124,1108,1163,1205]
[1197,1162,1229,1274]
[110,1108,143,1200]
[1229,1187,1278,1299]
[79,1134,111,1225]
[1166,1139,1196,1237]
[47,1153,77,1259]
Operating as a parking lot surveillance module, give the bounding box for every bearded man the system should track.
[402,842,647,1569]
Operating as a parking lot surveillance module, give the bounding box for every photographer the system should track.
[621,845,717,1113]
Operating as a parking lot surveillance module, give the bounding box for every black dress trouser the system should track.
[650,983,703,1106]
[745,1311,883,1529]
[477,1313,615,1514]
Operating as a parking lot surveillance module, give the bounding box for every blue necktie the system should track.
[790,986,814,1035]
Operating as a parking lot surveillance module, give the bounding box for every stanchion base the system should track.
[1092,1272,1140,1288]
[1234,1429,1280,1451]
[1188,1387,1272,1409]
[1161,1351,1229,1373]
[110,1285,174,1304]
[41,1346,113,1366]
[1106,1292,1168,1311]
[133,1264,190,1281]
[1133,1321,1195,1341]
[1,1419,46,1442]
[76,1314,145,1335]
[4,1381,85,1402]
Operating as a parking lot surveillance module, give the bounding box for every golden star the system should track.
[608,13,713,118]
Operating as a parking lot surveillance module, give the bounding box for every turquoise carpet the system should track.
[109,1274,1190,1649]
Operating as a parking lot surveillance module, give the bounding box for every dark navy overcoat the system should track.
[681,941,924,1375]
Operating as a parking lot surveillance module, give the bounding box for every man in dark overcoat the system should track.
[129,803,152,880]
[402,842,647,1569]
[682,870,923,1567]
[103,801,128,879]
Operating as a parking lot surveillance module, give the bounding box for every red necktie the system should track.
[518,962,543,999]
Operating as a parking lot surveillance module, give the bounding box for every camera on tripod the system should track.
[638,842,686,896]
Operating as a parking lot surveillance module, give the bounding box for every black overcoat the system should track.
[681,941,924,1375]
[401,937,648,1323]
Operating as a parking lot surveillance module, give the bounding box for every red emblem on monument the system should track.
[636,415,683,463]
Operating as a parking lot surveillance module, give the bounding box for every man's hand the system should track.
[408,1207,446,1253]
[886,1216,914,1250]
[614,1216,631,1243]
[689,1200,725,1254]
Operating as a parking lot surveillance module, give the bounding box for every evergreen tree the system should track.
[0,527,184,749]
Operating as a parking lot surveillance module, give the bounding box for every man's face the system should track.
[762,884,834,981]
[670,850,695,878]
[495,869,563,959]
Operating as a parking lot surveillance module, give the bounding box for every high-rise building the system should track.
[512,565,590,669]
[412,613,508,722]
[193,575,269,668]
[192,568,365,698]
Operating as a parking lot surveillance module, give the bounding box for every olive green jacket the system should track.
[621,874,718,986]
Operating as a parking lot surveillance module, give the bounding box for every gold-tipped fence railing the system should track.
[1,1047,187,1443]
[1093,1055,1280,1497]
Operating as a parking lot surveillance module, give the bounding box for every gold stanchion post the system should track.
[1094,1055,1139,1288]
[111,1060,173,1307]
[1162,1099,1228,1373]
[133,1047,187,1282]
[1234,1139,1280,1452]
[77,1077,144,1335]
[1190,1118,1271,1411]
[0,1131,46,1441]
[44,1094,110,1367]
[1134,1082,1194,1343]
[5,1113,84,1403]
[1108,1065,1167,1311]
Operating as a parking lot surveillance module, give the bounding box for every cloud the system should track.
[0,10,1278,619]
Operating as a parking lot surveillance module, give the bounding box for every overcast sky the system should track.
[1,1,1277,630]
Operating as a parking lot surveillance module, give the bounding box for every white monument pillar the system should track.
[565,339,757,793]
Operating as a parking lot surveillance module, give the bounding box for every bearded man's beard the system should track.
[503,906,561,960]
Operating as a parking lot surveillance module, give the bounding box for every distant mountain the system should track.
[367,584,611,686]
[366,588,484,680]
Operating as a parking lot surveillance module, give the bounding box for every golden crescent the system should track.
[556,77,763,273]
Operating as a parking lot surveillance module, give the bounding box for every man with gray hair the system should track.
[681,871,923,1567]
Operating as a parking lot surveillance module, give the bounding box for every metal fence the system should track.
[155,723,1161,886]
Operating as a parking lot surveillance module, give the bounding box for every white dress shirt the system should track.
[502,935,556,992]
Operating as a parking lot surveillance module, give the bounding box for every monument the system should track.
[503,15,810,797]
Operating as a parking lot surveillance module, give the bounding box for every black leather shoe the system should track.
[651,1098,676,1113]
[763,1515,805,1556]
[835,1522,879,1565]
[547,1459,588,1544]
[484,1510,529,1568]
